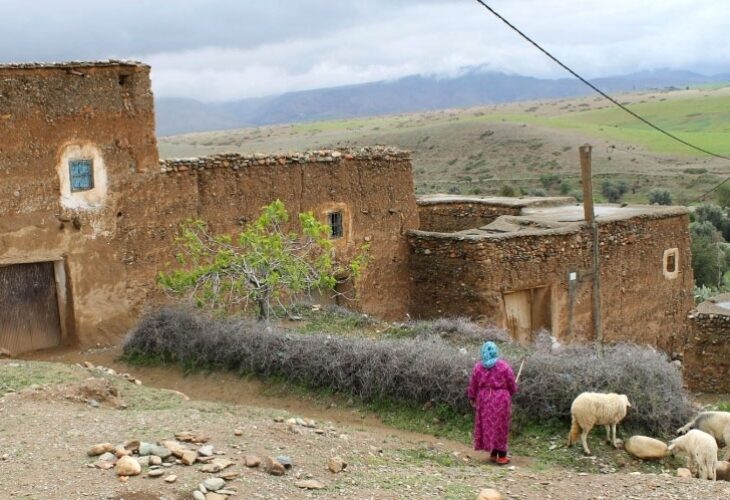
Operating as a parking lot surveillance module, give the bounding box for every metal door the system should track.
[0,262,62,354]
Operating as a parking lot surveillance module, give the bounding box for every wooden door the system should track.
[0,262,62,354]
[503,290,532,345]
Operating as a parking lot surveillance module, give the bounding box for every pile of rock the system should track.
[80,361,143,386]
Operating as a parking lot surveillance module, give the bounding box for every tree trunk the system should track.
[257,289,271,322]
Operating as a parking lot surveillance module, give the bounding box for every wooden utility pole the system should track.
[579,144,603,350]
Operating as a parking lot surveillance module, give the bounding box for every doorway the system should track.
[0,262,62,354]
[503,286,552,344]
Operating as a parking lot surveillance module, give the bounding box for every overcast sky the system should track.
[1,0,728,102]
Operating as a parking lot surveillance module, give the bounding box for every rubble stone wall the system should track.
[409,214,694,352]
[686,308,730,393]
[417,202,521,232]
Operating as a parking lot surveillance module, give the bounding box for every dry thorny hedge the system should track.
[123,308,693,435]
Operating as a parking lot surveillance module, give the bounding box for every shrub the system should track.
[500,184,516,197]
[569,190,584,202]
[539,173,560,189]
[559,180,572,195]
[447,186,462,195]
[647,188,672,205]
[124,308,693,435]
[716,182,730,208]
[601,180,629,203]
[528,188,547,197]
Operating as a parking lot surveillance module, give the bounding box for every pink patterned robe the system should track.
[467,359,517,452]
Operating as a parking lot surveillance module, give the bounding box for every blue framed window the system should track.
[69,159,94,192]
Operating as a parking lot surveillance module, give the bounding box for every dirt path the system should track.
[4,352,728,499]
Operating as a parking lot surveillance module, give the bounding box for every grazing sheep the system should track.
[668,429,718,480]
[567,392,631,455]
[677,411,730,460]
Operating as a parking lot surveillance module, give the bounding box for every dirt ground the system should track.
[0,355,728,499]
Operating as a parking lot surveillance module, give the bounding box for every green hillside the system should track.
[159,85,730,205]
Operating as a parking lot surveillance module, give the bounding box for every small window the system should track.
[328,211,343,239]
[663,248,679,279]
[69,159,94,192]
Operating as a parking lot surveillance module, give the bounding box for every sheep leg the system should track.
[687,456,698,477]
[580,428,592,455]
[723,427,730,461]
[604,425,611,444]
[611,424,618,448]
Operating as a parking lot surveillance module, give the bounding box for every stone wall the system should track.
[121,149,418,322]
[409,213,694,352]
[685,298,730,393]
[416,196,575,232]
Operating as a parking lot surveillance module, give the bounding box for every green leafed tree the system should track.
[158,200,368,321]
[647,188,672,205]
[601,179,629,203]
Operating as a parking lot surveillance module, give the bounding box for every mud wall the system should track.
[0,62,158,347]
[120,150,418,323]
[685,308,730,393]
[417,202,521,232]
[409,214,694,352]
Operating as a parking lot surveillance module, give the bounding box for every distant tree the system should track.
[694,203,730,240]
[448,186,462,194]
[601,180,629,203]
[647,188,673,205]
[715,182,730,208]
[569,190,584,202]
[158,200,368,321]
[559,180,572,195]
[539,173,560,189]
[690,221,729,288]
[500,184,516,197]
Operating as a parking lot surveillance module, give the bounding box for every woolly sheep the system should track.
[567,392,631,455]
[677,411,730,461]
[668,429,718,480]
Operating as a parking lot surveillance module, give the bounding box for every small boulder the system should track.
[244,455,261,468]
[198,445,214,457]
[275,455,293,469]
[192,492,206,500]
[205,494,227,500]
[116,456,142,477]
[164,474,178,483]
[624,436,668,460]
[295,479,326,490]
[717,461,730,481]
[263,456,286,476]
[234,429,243,436]
[87,443,115,456]
[328,456,347,473]
[147,469,165,478]
[676,467,692,478]
[181,450,198,466]
[98,452,116,463]
[202,477,225,491]
[148,455,162,466]
[477,489,502,500]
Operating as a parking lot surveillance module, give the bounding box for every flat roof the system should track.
[417,194,574,208]
[0,60,148,70]
[693,292,730,317]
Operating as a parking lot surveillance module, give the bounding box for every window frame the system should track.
[327,211,344,239]
[69,159,95,193]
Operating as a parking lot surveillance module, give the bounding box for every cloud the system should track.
[2,0,728,101]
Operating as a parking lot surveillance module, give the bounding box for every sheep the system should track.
[567,392,631,455]
[668,429,718,480]
[677,411,730,460]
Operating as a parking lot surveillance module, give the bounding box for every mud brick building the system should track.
[0,60,696,369]
[685,295,730,393]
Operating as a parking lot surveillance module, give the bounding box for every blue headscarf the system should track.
[481,341,500,369]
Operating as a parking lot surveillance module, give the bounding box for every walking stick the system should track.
[515,358,526,384]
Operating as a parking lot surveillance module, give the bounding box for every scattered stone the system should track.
[202,477,225,492]
[244,455,261,468]
[161,440,187,458]
[123,440,140,453]
[164,475,178,483]
[275,455,293,468]
[295,479,326,490]
[263,456,286,476]
[624,436,668,460]
[198,445,214,457]
[477,488,503,500]
[136,456,150,467]
[87,443,115,456]
[176,431,210,443]
[94,461,115,470]
[98,452,116,463]
[216,490,236,496]
[233,429,243,436]
[114,446,132,458]
[328,456,346,473]
[116,456,142,477]
[219,471,239,481]
[205,494,227,500]
[676,467,692,478]
[148,469,165,478]
[192,491,206,500]
[0,454,8,461]
[273,416,284,423]
[148,455,162,466]
[201,463,222,473]
[181,450,198,465]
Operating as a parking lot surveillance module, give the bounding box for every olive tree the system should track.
[158,200,367,321]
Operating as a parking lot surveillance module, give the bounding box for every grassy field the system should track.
[159,84,730,205]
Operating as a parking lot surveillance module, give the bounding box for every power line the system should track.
[472,0,730,202]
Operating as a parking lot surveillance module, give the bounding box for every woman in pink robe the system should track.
[467,341,517,464]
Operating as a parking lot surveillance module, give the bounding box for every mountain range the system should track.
[155,68,730,136]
